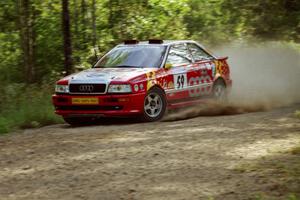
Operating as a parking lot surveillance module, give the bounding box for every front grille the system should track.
[56,105,123,111]
[69,84,106,94]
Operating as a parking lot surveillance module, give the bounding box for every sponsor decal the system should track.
[205,62,212,70]
[188,76,212,97]
[157,77,168,89]
[162,80,167,88]
[167,81,174,89]
[146,71,156,90]
[211,62,216,76]
[214,60,228,75]
[72,97,99,105]
[173,73,187,90]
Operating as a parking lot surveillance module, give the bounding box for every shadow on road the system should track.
[61,116,143,128]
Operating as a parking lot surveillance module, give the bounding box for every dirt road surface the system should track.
[1,104,300,200]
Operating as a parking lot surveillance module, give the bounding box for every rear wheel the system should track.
[212,79,227,101]
[142,87,167,122]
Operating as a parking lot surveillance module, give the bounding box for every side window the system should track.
[166,44,192,66]
[188,43,213,62]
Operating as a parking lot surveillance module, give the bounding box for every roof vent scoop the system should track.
[124,40,139,45]
[149,39,163,44]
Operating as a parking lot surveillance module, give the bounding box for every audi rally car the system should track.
[52,40,232,125]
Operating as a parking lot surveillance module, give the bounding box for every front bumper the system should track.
[52,92,146,117]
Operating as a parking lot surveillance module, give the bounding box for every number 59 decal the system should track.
[173,73,187,89]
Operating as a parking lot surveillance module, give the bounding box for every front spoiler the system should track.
[52,92,146,117]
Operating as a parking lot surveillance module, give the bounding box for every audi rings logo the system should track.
[79,85,94,92]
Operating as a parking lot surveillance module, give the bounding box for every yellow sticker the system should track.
[146,71,156,90]
[214,60,223,75]
[168,81,174,89]
[72,98,99,105]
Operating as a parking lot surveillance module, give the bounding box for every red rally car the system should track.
[52,40,232,125]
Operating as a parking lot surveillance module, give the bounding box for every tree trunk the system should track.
[18,0,36,83]
[81,0,87,46]
[62,0,73,75]
[73,0,78,45]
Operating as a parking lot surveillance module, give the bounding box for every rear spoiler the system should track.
[217,56,228,60]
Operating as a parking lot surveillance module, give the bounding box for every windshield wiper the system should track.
[93,65,105,68]
[93,65,144,68]
[114,65,141,68]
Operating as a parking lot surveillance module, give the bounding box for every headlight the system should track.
[55,85,69,93]
[108,84,132,93]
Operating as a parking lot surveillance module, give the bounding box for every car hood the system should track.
[68,67,157,84]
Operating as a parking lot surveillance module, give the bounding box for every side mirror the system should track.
[165,63,173,70]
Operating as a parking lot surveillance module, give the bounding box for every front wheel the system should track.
[141,87,167,122]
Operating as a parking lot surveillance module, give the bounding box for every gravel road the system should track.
[0,104,300,200]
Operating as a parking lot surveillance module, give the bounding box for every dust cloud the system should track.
[164,42,300,121]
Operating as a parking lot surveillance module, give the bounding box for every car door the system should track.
[186,43,215,97]
[164,43,194,102]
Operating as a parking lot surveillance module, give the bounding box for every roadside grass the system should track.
[254,193,298,200]
[0,84,63,134]
[295,110,300,119]
[234,145,300,200]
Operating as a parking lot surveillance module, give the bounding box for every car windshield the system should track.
[94,45,167,68]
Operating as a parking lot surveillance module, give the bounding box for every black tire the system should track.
[141,87,167,122]
[63,116,95,126]
[212,79,227,101]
